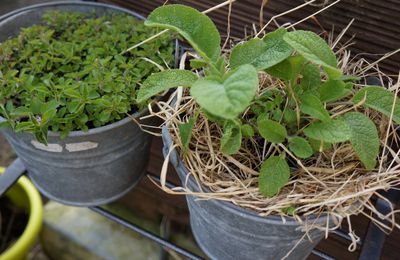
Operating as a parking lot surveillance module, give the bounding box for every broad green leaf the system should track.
[323,65,343,80]
[337,75,361,82]
[30,99,43,114]
[201,109,226,125]
[303,119,351,143]
[15,122,35,132]
[300,94,331,122]
[10,107,31,117]
[257,116,287,143]
[220,121,242,155]
[352,86,400,124]
[241,124,254,138]
[320,80,350,102]
[288,136,313,158]
[42,109,57,124]
[137,70,197,103]
[230,28,292,69]
[190,59,208,69]
[99,110,111,122]
[283,30,342,79]
[283,108,297,124]
[215,56,226,74]
[272,109,283,121]
[179,115,197,153]
[229,38,264,68]
[345,82,353,90]
[63,88,81,98]
[259,156,290,197]
[45,100,60,112]
[342,112,379,170]
[308,138,332,152]
[88,90,100,100]
[300,63,320,92]
[283,31,337,67]
[146,4,221,61]
[191,64,258,119]
[67,101,80,113]
[265,55,304,82]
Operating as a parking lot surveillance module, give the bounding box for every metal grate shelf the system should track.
[0,158,395,259]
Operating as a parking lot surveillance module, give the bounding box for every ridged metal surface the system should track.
[102,0,399,75]
[0,2,152,206]
[162,127,328,260]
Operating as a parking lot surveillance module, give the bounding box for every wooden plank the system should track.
[101,0,399,74]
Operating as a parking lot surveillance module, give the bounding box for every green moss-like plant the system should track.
[0,11,174,143]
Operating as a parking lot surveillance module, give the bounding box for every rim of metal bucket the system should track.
[162,127,331,226]
[0,1,154,138]
[0,1,146,22]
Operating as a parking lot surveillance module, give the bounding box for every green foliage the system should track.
[283,30,342,79]
[136,70,197,103]
[190,64,258,119]
[265,55,304,82]
[299,63,321,92]
[0,11,174,143]
[300,94,330,122]
[319,80,350,102]
[220,120,242,155]
[353,86,400,124]
[146,4,221,62]
[259,156,290,197]
[241,124,254,138]
[179,114,198,153]
[282,206,296,215]
[342,112,379,170]
[229,28,292,70]
[257,116,287,143]
[309,138,332,153]
[304,119,351,143]
[141,4,398,200]
[288,137,313,159]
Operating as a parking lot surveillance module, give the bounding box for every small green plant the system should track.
[138,4,400,198]
[0,11,174,143]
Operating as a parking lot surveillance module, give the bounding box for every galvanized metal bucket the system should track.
[162,127,329,260]
[0,1,152,206]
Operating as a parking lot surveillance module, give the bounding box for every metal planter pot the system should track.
[162,127,328,260]
[0,1,153,206]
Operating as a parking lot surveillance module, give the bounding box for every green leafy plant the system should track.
[0,11,174,143]
[138,4,400,198]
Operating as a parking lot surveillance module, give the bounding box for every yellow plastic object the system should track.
[0,166,43,260]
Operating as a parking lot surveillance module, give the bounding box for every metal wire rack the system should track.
[0,159,394,260]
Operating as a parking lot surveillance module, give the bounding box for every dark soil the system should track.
[0,197,29,253]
